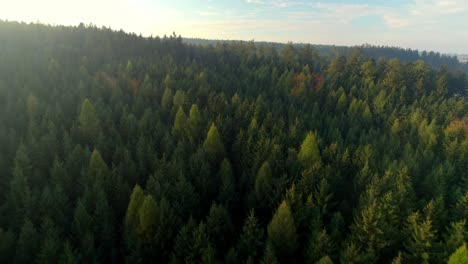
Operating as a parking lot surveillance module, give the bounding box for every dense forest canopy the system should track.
[0,20,467,263]
[184,38,468,73]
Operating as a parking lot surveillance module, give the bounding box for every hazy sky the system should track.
[1,0,467,53]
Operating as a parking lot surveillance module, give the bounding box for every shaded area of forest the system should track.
[0,21,467,263]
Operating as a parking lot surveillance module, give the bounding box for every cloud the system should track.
[246,0,264,4]
[245,0,304,8]
[383,15,410,28]
[197,11,219,16]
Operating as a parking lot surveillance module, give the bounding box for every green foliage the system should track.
[448,244,468,264]
[125,185,144,228]
[16,219,39,264]
[206,203,232,250]
[9,143,32,226]
[261,243,279,264]
[267,200,297,260]
[298,131,321,167]
[78,99,100,144]
[203,123,225,158]
[161,87,173,111]
[0,22,466,263]
[255,161,274,208]
[173,106,188,139]
[0,229,15,263]
[138,195,158,239]
[88,149,108,178]
[238,210,264,261]
[218,159,235,206]
[188,104,202,143]
[316,255,334,264]
[306,229,334,263]
[404,212,435,264]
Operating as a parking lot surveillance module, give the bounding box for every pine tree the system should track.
[188,104,202,143]
[203,123,225,159]
[316,255,334,264]
[161,87,173,111]
[0,228,15,263]
[218,159,235,206]
[59,242,80,264]
[125,185,144,228]
[173,106,188,139]
[448,244,468,264]
[88,149,108,178]
[306,229,333,263]
[190,222,211,263]
[72,200,93,240]
[9,143,32,227]
[206,203,232,251]
[261,243,279,264]
[255,161,274,209]
[79,99,100,144]
[443,220,466,261]
[138,195,159,240]
[173,90,187,110]
[201,245,216,264]
[298,131,321,167]
[237,210,264,261]
[267,200,297,261]
[16,219,39,264]
[37,218,61,264]
[404,212,435,264]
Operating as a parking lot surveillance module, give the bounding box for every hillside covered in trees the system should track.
[0,21,467,263]
[184,38,468,73]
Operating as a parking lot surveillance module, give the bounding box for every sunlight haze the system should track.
[1,1,467,53]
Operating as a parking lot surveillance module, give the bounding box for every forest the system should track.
[0,21,467,263]
[184,38,468,73]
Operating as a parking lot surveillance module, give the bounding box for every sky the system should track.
[1,0,467,54]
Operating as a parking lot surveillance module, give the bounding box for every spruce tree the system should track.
[298,131,321,167]
[267,200,297,261]
[203,123,225,159]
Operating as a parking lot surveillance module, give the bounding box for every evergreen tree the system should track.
[0,229,15,263]
[203,123,225,159]
[78,99,100,144]
[255,161,274,209]
[448,244,468,264]
[218,158,235,206]
[404,212,435,264]
[125,185,144,228]
[173,106,188,139]
[16,219,39,264]
[206,203,232,252]
[188,104,202,143]
[161,87,173,111]
[298,131,321,167]
[88,149,108,178]
[138,195,159,241]
[237,210,264,261]
[267,200,297,261]
[9,143,32,227]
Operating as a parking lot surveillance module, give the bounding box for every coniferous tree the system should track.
[203,123,225,159]
[267,200,297,261]
[16,219,39,264]
[78,99,100,144]
[237,210,264,261]
[447,244,468,264]
[298,132,321,167]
